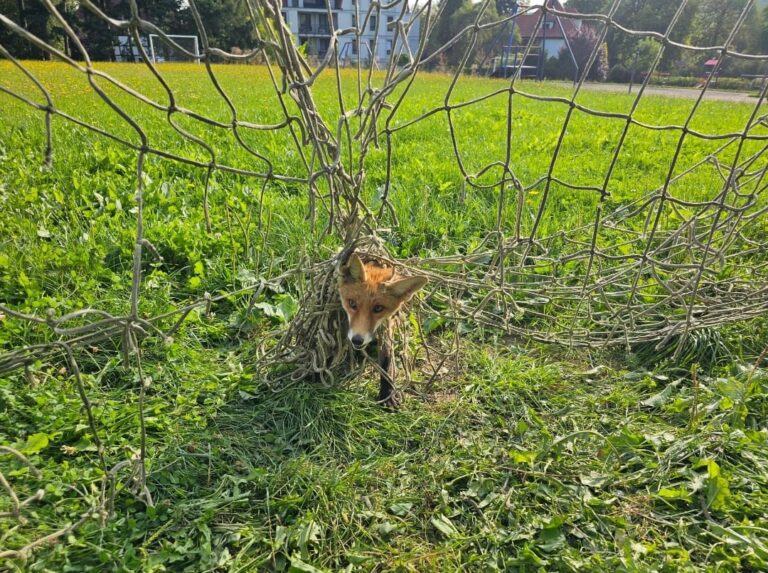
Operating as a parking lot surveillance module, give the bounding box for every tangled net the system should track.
[1,0,768,558]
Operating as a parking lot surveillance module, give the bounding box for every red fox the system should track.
[338,252,428,408]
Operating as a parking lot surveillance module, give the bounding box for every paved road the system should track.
[554,81,763,104]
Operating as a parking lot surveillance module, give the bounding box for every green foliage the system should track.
[762,3,768,53]
[552,25,609,81]
[3,338,767,571]
[0,0,259,61]
[607,63,630,83]
[566,0,609,13]
[550,0,765,76]
[0,0,72,59]
[688,0,754,52]
[420,0,768,76]
[423,0,512,71]
[635,75,759,91]
[632,37,660,75]
[189,0,259,50]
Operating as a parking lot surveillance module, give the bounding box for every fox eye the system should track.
[348,299,357,310]
[372,304,385,313]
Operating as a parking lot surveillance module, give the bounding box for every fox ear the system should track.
[341,254,367,283]
[386,275,428,301]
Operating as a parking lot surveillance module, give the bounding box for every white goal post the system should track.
[148,34,201,63]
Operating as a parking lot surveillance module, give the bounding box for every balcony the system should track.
[284,0,344,8]
[299,26,332,36]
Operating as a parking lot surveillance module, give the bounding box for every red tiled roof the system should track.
[515,0,580,41]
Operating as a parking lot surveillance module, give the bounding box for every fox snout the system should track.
[344,302,384,349]
[349,331,373,349]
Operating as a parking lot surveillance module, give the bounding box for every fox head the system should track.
[338,254,428,349]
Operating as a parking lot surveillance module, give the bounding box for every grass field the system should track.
[1,61,768,572]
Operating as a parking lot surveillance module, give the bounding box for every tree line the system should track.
[570,0,767,80]
[2,0,768,81]
[420,0,768,81]
[0,0,258,61]
[424,0,768,80]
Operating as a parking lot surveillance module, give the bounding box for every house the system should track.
[703,58,719,74]
[515,0,581,59]
[279,0,420,66]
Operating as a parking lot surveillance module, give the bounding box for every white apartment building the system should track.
[280,0,420,66]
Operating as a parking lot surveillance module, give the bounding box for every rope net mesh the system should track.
[1,0,768,556]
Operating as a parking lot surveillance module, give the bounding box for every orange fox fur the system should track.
[338,253,428,408]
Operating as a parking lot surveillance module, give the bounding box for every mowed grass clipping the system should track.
[1,62,767,572]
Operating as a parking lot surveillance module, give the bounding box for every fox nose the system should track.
[350,334,365,348]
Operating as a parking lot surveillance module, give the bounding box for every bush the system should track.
[544,56,573,80]
[595,42,609,81]
[649,75,698,87]
[642,75,755,91]
[608,64,630,83]
[556,25,609,82]
[713,77,755,90]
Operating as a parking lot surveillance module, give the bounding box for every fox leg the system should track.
[377,326,401,409]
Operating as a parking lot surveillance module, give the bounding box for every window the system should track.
[370,15,377,32]
[299,13,312,34]
[318,14,330,34]
[351,39,358,55]
[318,38,329,56]
[386,39,392,55]
[387,16,394,30]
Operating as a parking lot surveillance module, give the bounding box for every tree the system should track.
[0,0,70,59]
[421,0,522,70]
[677,0,760,75]
[688,0,747,48]
[0,0,192,60]
[560,0,700,74]
[761,3,768,53]
[444,0,505,70]
[604,0,696,72]
[66,0,189,61]
[557,24,608,81]
[0,0,30,57]
[564,0,610,14]
[423,0,470,66]
[180,0,257,51]
[629,36,659,75]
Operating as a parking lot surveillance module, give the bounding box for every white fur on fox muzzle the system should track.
[348,330,373,348]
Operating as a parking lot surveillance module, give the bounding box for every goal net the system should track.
[0,0,766,404]
[148,34,200,63]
